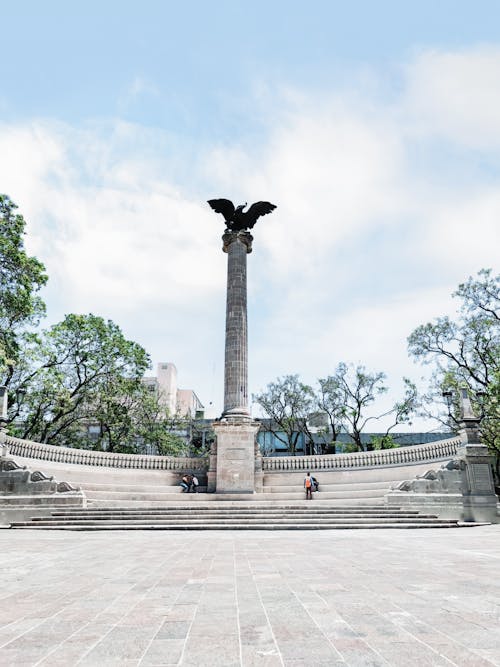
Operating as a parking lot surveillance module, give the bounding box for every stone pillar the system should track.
[222,230,252,418]
[206,440,217,493]
[457,388,498,523]
[212,230,261,494]
[0,386,8,457]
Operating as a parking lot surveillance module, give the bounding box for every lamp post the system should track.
[442,387,486,446]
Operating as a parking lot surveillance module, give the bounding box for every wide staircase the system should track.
[77,479,393,506]
[6,433,490,529]
[9,503,484,530]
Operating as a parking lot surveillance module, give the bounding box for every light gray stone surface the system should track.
[222,230,253,418]
[1,528,500,665]
[213,420,261,493]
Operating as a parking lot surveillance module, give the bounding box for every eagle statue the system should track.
[207,198,276,231]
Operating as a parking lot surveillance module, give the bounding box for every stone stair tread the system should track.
[86,500,385,507]
[263,482,395,491]
[9,522,475,530]
[84,492,388,502]
[24,515,451,523]
[43,512,436,521]
[18,522,456,528]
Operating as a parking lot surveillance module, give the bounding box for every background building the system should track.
[256,419,455,456]
[143,362,204,418]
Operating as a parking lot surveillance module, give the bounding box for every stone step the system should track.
[79,501,390,508]
[257,488,389,497]
[10,503,490,530]
[10,522,482,530]
[79,481,396,494]
[84,486,389,500]
[32,513,437,522]
[262,481,396,492]
[21,516,455,525]
[81,483,204,494]
[46,510,430,521]
[85,497,386,507]
[54,501,392,508]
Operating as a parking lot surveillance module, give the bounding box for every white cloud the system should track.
[0,121,224,315]
[403,46,500,149]
[0,45,499,422]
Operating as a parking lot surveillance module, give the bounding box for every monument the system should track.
[206,199,276,493]
[386,387,498,523]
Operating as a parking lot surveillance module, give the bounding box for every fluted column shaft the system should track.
[222,231,252,418]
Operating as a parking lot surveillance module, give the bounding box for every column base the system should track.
[221,407,252,421]
[212,419,260,494]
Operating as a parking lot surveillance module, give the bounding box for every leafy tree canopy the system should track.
[8,313,151,449]
[408,269,500,478]
[319,363,417,451]
[0,195,47,379]
[253,375,315,455]
[255,368,417,454]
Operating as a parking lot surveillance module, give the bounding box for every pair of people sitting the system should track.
[180,473,199,493]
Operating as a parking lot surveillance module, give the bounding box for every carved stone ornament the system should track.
[1,459,26,472]
[391,459,464,494]
[56,481,78,493]
[30,470,54,482]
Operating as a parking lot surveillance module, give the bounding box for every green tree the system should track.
[408,268,500,479]
[0,195,47,380]
[317,375,347,453]
[188,419,215,456]
[9,314,150,449]
[253,375,315,455]
[321,363,417,451]
[133,388,188,456]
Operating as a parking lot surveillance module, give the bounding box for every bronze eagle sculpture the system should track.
[207,198,276,231]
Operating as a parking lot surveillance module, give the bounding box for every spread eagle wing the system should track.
[207,198,235,223]
[245,201,277,228]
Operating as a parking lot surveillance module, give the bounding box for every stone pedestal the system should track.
[206,440,217,493]
[212,419,260,494]
[458,443,498,522]
[457,412,498,522]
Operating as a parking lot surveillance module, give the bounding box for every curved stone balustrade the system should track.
[262,437,462,471]
[4,433,462,473]
[3,434,209,471]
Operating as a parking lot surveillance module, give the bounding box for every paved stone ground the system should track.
[0,527,499,667]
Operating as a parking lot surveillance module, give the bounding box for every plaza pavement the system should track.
[0,527,499,667]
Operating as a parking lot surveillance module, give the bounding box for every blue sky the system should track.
[1,1,500,424]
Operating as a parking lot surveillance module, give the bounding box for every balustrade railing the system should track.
[262,437,462,471]
[3,434,209,471]
[3,432,462,473]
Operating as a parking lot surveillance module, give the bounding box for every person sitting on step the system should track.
[180,474,190,493]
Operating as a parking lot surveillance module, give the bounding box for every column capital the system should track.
[222,230,253,254]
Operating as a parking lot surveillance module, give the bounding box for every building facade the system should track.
[142,362,204,418]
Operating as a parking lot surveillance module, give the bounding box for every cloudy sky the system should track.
[1,1,499,425]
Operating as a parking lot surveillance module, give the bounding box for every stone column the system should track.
[212,231,261,494]
[222,230,252,418]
